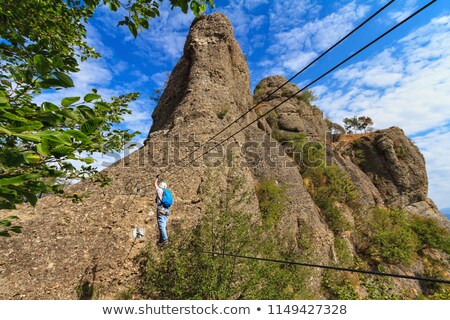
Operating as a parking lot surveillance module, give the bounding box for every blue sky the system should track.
[40,0,450,210]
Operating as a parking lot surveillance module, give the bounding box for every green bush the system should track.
[303,166,357,235]
[314,194,349,235]
[272,130,326,170]
[272,130,306,146]
[297,89,317,104]
[216,107,229,120]
[362,208,418,265]
[394,144,408,159]
[138,170,308,300]
[322,271,359,300]
[334,238,353,267]
[410,216,450,254]
[256,178,289,229]
[361,275,399,300]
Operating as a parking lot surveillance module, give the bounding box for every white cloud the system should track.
[269,0,321,33]
[413,126,450,209]
[221,0,267,56]
[283,51,318,73]
[243,0,269,10]
[388,0,419,23]
[314,14,450,208]
[318,14,450,134]
[151,71,171,87]
[86,24,113,58]
[265,1,370,74]
[72,60,113,89]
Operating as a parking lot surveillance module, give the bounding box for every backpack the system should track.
[160,189,173,208]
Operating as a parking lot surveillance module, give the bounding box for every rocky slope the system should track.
[1,13,448,300]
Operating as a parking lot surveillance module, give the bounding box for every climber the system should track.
[155,175,173,247]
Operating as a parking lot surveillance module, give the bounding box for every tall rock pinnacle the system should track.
[149,13,252,138]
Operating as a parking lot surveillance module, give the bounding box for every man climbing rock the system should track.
[155,175,173,247]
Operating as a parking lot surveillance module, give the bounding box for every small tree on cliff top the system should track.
[343,116,374,134]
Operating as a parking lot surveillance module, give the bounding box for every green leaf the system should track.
[80,117,103,135]
[128,22,138,38]
[62,96,80,107]
[179,0,189,13]
[9,226,22,234]
[0,231,11,237]
[65,129,91,143]
[40,78,66,88]
[36,138,52,156]
[0,151,26,167]
[0,188,17,202]
[51,145,74,157]
[13,133,42,143]
[51,55,64,69]
[0,126,12,135]
[23,192,38,206]
[1,80,12,88]
[59,108,79,120]
[0,219,12,227]
[84,93,101,102]
[54,132,72,145]
[54,72,74,88]
[77,105,96,119]
[0,110,30,122]
[34,54,51,74]
[81,157,96,164]
[42,102,59,112]
[0,96,9,104]
[190,1,199,16]
[199,3,207,12]
[139,18,149,29]
[0,174,40,186]
[24,153,41,164]
[8,121,44,133]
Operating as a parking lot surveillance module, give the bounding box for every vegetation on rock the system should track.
[138,169,312,299]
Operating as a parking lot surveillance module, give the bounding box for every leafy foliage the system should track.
[322,270,359,299]
[357,208,418,265]
[216,107,229,120]
[297,89,317,104]
[410,216,450,254]
[256,178,288,229]
[303,166,357,235]
[138,169,311,299]
[343,116,374,133]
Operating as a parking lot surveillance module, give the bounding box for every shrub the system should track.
[361,208,418,265]
[256,178,289,229]
[334,238,353,267]
[314,194,350,235]
[303,166,358,235]
[361,274,399,300]
[216,107,229,120]
[410,216,450,254]
[394,144,408,159]
[322,270,359,299]
[297,89,317,104]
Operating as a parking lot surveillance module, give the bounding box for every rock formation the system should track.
[1,13,448,300]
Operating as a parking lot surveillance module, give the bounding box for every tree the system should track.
[343,116,374,134]
[0,0,214,236]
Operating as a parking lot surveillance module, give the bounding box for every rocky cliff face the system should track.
[1,13,448,300]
